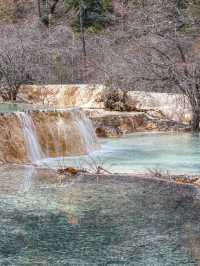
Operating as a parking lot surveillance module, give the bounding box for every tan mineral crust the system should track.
[0,109,97,163]
[19,84,192,123]
[0,85,192,163]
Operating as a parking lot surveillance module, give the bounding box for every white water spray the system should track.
[17,109,98,165]
[72,109,98,153]
[17,112,44,163]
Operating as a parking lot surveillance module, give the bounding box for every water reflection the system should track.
[18,166,35,193]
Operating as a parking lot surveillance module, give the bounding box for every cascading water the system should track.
[72,109,98,153]
[16,108,98,164]
[17,112,44,163]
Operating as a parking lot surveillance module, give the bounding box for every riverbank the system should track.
[1,161,200,190]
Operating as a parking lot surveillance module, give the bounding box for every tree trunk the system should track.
[0,88,18,102]
[8,88,18,102]
[50,0,59,15]
[192,110,200,132]
[79,1,86,57]
[1,93,10,102]
[37,0,42,18]
[11,91,17,101]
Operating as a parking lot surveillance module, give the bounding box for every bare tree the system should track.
[84,0,200,131]
[0,44,34,101]
[2,0,200,119]
[138,37,200,131]
[79,0,86,57]
[37,0,60,26]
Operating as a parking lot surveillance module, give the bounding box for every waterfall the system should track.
[17,112,44,163]
[72,109,98,153]
[15,108,98,164]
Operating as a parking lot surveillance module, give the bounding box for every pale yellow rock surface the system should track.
[0,85,192,163]
[0,113,27,163]
[19,84,104,108]
[88,110,147,137]
[129,91,191,123]
[20,85,192,123]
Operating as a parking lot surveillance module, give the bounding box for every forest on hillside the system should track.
[0,0,199,84]
[1,0,200,128]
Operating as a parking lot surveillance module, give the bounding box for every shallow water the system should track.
[0,167,200,265]
[0,103,83,113]
[0,103,62,113]
[42,132,200,174]
[0,103,36,112]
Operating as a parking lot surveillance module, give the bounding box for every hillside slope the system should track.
[0,0,200,90]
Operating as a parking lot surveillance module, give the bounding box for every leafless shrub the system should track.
[0,0,31,22]
[0,43,35,101]
[103,87,137,112]
[148,168,172,180]
[1,0,200,128]
[81,154,112,174]
[84,1,200,130]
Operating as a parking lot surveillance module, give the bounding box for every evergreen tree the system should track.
[64,0,113,30]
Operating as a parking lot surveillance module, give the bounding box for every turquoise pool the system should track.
[0,103,54,113]
[0,103,35,112]
[43,132,200,174]
[1,131,200,265]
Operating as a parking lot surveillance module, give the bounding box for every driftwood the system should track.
[148,169,199,185]
[96,166,112,174]
[57,166,112,176]
[173,176,199,185]
[57,167,88,176]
